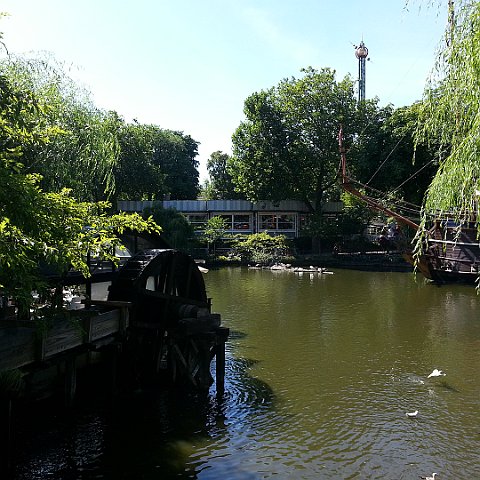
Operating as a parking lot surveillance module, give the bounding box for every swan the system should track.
[427,369,445,378]
[406,410,418,418]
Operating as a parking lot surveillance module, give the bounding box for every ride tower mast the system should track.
[354,40,369,102]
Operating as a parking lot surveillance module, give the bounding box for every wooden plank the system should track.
[83,316,93,343]
[83,299,133,308]
[1,399,13,471]
[119,307,129,336]
[91,310,120,340]
[0,327,36,370]
[43,320,84,358]
[0,308,125,371]
[64,357,77,407]
[215,342,226,393]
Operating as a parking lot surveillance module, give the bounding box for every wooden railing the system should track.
[0,301,131,372]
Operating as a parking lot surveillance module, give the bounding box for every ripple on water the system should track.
[11,269,480,479]
[215,347,480,478]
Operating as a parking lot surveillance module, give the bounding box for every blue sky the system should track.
[1,0,448,181]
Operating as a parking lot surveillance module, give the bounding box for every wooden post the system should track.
[86,251,92,299]
[1,398,14,472]
[214,327,229,395]
[215,342,225,394]
[107,343,121,399]
[119,306,129,338]
[64,358,77,408]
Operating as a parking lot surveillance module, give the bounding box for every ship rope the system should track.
[344,174,423,218]
[365,134,407,186]
[389,157,436,197]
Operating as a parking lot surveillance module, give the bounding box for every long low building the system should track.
[117,200,344,238]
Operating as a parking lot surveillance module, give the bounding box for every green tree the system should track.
[350,101,438,207]
[199,178,214,200]
[115,124,200,201]
[1,56,202,203]
[205,151,243,199]
[157,130,200,200]
[115,123,167,200]
[201,216,227,256]
[230,67,358,251]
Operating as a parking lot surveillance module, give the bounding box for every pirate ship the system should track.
[338,131,480,285]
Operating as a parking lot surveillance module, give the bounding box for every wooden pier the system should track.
[0,247,229,471]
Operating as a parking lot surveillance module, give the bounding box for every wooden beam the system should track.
[64,357,77,407]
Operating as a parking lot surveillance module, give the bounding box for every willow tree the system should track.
[0,67,160,315]
[415,0,480,223]
[1,55,121,201]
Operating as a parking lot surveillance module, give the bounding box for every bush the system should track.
[231,232,290,265]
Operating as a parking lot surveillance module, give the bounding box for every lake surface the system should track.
[11,267,480,479]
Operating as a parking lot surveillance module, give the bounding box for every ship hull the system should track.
[403,222,480,285]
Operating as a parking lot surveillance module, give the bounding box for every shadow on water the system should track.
[438,380,460,393]
[227,330,248,340]
[9,354,275,480]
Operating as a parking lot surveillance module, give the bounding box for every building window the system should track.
[259,214,276,230]
[216,214,252,231]
[277,214,295,230]
[233,214,251,230]
[259,214,296,231]
[186,213,208,231]
[219,214,233,230]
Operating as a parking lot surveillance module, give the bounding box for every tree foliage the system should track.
[156,129,200,200]
[0,56,201,203]
[115,123,167,200]
[1,56,121,201]
[0,71,161,314]
[231,68,358,215]
[201,216,227,255]
[143,205,194,250]
[205,150,243,199]
[115,123,200,201]
[351,101,438,207]
[415,0,480,220]
[231,232,289,265]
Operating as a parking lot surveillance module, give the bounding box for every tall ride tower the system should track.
[355,40,369,102]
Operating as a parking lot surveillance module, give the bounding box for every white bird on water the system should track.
[420,473,437,480]
[428,369,446,378]
[406,410,418,418]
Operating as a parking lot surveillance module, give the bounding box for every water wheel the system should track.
[108,249,209,325]
[107,249,225,389]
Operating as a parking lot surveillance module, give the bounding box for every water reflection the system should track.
[10,267,480,479]
[12,352,278,479]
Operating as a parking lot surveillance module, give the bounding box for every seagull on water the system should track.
[427,369,445,378]
[420,473,437,480]
[406,410,418,418]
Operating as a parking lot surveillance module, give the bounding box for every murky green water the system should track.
[12,267,480,479]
